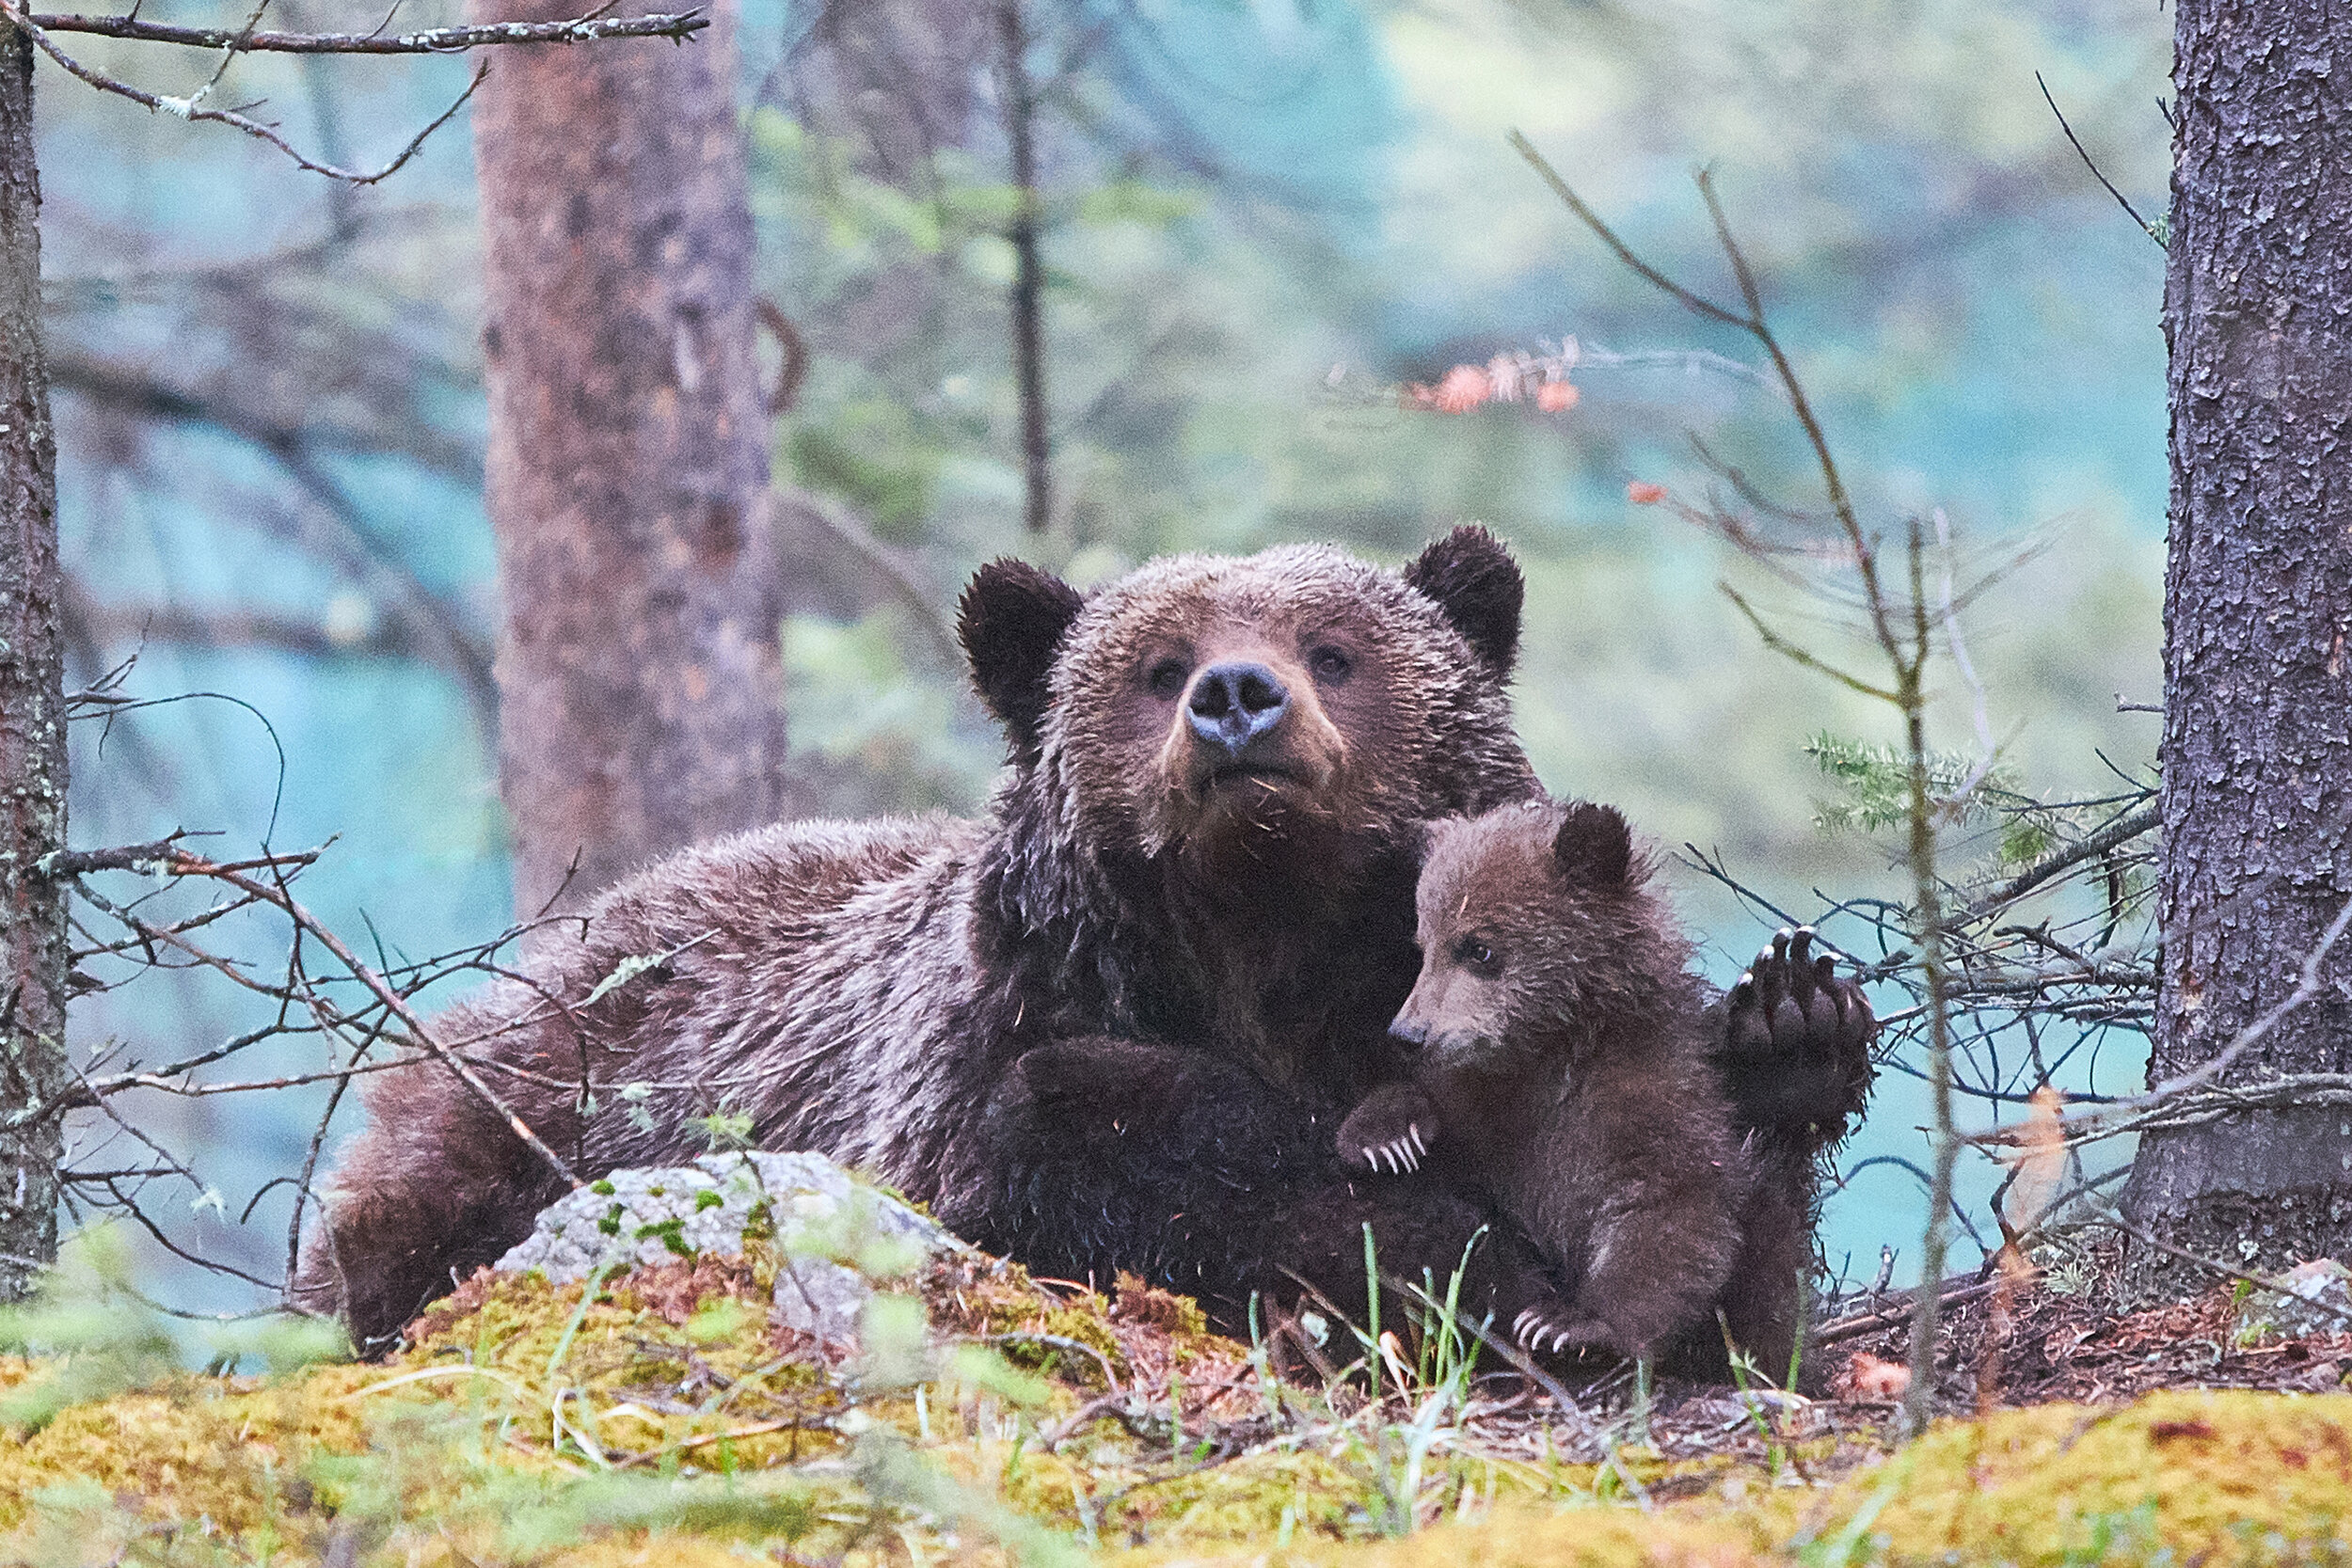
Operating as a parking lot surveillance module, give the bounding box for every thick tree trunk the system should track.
[472,0,790,918]
[0,27,65,1302]
[2122,0,2352,1298]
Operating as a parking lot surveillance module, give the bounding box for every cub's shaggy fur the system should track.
[1338,800,1767,1364]
[303,530,1873,1354]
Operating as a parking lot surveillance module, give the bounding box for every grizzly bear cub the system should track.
[1337,798,1753,1364]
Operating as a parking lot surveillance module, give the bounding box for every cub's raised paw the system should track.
[1718,926,1876,1138]
[1512,1307,1613,1357]
[1336,1083,1439,1177]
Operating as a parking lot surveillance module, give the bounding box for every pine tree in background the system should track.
[472,0,795,918]
[0,22,66,1301]
[2123,0,2352,1294]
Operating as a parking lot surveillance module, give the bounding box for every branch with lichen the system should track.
[0,0,707,185]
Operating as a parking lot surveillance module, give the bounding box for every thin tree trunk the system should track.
[2122,0,2352,1298]
[0,24,66,1302]
[472,0,791,918]
[998,0,1049,533]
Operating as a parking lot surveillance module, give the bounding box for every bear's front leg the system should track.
[967,1037,1565,1341]
[963,1037,1329,1305]
[1336,1083,1441,1176]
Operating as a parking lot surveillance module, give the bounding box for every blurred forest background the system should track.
[41,0,2170,1311]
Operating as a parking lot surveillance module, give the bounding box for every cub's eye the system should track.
[1148,658,1189,699]
[1454,936,1500,972]
[1309,645,1353,682]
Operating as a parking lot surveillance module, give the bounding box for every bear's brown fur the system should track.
[301,529,1872,1356]
[1337,800,1766,1365]
[305,531,1566,1345]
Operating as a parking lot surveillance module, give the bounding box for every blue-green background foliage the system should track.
[40,0,2169,1313]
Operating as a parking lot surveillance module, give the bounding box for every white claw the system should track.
[1361,1147,1378,1170]
[1408,1125,1427,1158]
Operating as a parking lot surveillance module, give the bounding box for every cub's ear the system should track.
[959,560,1085,755]
[1403,525,1523,679]
[1552,800,1632,889]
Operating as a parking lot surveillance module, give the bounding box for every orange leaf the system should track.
[1627,482,1667,505]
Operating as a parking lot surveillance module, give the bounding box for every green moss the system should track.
[11,1257,2352,1568]
[634,1216,693,1258]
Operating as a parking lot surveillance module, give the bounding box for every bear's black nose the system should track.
[1186,661,1291,756]
[1388,1016,1429,1050]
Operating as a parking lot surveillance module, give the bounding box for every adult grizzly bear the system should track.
[303,529,1871,1350]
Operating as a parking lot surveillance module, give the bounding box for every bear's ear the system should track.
[1552,800,1632,889]
[1403,525,1523,679]
[958,560,1085,754]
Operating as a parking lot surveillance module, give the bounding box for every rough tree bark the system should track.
[0,24,66,1301]
[472,0,791,918]
[2121,0,2352,1297]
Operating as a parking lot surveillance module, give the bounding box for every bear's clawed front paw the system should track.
[1336,1084,1438,1177]
[1512,1307,1612,1357]
[1719,926,1876,1139]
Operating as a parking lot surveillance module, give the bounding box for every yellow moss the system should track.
[1112,1500,1778,1568]
[0,1369,385,1534]
[1821,1390,2352,1562]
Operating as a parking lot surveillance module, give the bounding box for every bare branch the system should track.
[27,7,706,51]
[51,348,480,482]
[67,596,452,668]
[2035,71,2163,247]
[168,848,587,1192]
[4,3,486,184]
[1965,803,2160,921]
[1717,583,1900,702]
[1506,132,1746,327]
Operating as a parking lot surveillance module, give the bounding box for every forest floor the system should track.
[3,1232,2349,1568]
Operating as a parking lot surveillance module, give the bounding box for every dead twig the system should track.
[26,7,705,50]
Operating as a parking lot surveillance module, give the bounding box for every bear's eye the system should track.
[1148,658,1189,700]
[1309,645,1353,683]
[1454,936,1500,973]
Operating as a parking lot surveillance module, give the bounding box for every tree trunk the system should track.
[997,0,1050,533]
[0,25,65,1302]
[472,0,791,919]
[2122,0,2352,1298]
